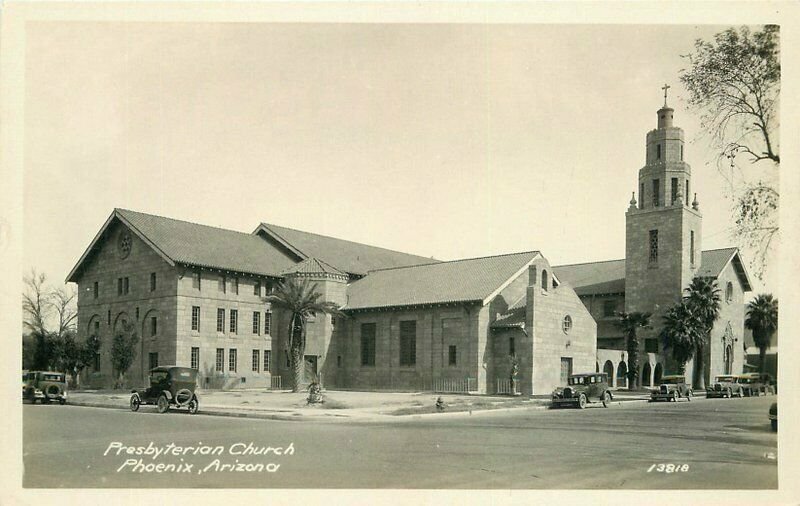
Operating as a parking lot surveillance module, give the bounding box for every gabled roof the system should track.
[279,257,346,276]
[67,209,297,282]
[553,248,752,296]
[344,251,541,311]
[552,259,626,296]
[253,222,438,276]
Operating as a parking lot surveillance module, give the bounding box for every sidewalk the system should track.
[63,387,662,422]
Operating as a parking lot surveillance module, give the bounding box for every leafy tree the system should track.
[680,25,780,278]
[266,277,343,392]
[615,311,652,389]
[660,301,704,375]
[111,321,139,389]
[744,293,778,374]
[684,277,721,389]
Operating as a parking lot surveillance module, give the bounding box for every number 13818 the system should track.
[647,464,689,473]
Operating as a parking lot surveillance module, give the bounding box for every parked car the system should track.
[551,373,613,409]
[130,366,199,414]
[650,375,692,402]
[706,375,744,398]
[737,373,772,396]
[23,371,68,404]
[769,402,777,431]
[758,373,776,395]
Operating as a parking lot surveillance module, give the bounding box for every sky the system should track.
[22,22,778,295]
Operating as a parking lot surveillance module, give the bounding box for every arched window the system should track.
[541,270,548,291]
[562,315,572,334]
[725,282,734,303]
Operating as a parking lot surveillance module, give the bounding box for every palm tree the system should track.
[615,311,652,389]
[745,294,778,374]
[660,301,704,375]
[684,277,721,389]
[265,277,344,392]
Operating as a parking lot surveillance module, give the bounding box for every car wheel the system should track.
[671,391,677,402]
[156,395,169,414]
[602,391,612,408]
[130,395,141,412]
[59,398,66,405]
[726,388,732,399]
[578,394,587,409]
[686,390,692,401]
[188,397,199,415]
[771,419,777,431]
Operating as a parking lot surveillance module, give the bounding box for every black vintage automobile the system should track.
[23,371,68,404]
[130,366,199,414]
[551,373,614,409]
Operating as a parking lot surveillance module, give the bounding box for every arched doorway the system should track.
[603,360,614,385]
[654,363,663,385]
[617,361,628,389]
[724,345,733,375]
[642,362,652,387]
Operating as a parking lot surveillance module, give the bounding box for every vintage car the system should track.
[650,375,692,402]
[23,371,68,404]
[551,373,613,409]
[737,372,774,396]
[130,366,199,414]
[706,375,744,398]
[758,373,776,395]
[769,402,777,431]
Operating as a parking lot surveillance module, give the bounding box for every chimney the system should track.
[528,265,537,287]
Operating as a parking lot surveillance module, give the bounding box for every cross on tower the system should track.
[662,83,671,107]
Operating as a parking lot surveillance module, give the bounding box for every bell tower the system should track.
[624,85,703,368]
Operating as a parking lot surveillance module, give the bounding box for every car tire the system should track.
[130,395,141,412]
[156,395,169,414]
[671,391,677,402]
[59,398,66,405]
[188,397,199,415]
[771,419,777,431]
[687,390,692,401]
[602,391,612,408]
[578,394,587,409]
[726,388,732,399]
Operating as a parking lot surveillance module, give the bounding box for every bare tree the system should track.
[680,25,780,279]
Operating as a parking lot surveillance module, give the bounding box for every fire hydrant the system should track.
[435,396,445,412]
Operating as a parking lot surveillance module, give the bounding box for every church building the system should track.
[65,92,751,395]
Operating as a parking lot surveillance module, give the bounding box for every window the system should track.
[191,306,200,331]
[107,310,111,325]
[264,312,272,335]
[117,278,123,296]
[639,182,645,209]
[448,345,457,366]
[603,300,616,318]
[215,348,224,372]
[645,339,658,353]
[337,355,342,368]
[690,230,695,265]
[252,312,260,335]
[562,315,573,334]
[233,278,239,295]
[229,349,237,372]
[150,272,157,292]
[219,275,226,293]
[671,177,678,205]
[681,144,684,161]
[725,282,734,303]
[94,352,101,371]
[252,350,260,372]
[150,316,157,337]
[649,230,658,263]
[541,270,548,291]
[652,179,660,207]
[254,281,261,296]
[263,350,271,372]
[191,347,200,370]
[136,307,139,320]
[123,277,129,294]
[399,320,416,367]
[93,321,100,335]
[148,352,158,370]
[686,179,690,205]
[656,143,661,160]
[230,309,238,334]
[360,323,376,366]
[217,308,225,333]
[93,281,99,299]
[193,270,201,290]
[509,336,516,356]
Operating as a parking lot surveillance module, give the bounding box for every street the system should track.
[23,395,777,489]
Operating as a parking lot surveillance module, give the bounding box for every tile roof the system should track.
[68,209,298,282]
[255,223,438,276]
[344,251,540,310]
[552,259,626,296]
[553,248,749,296]
[279,257,346,276]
